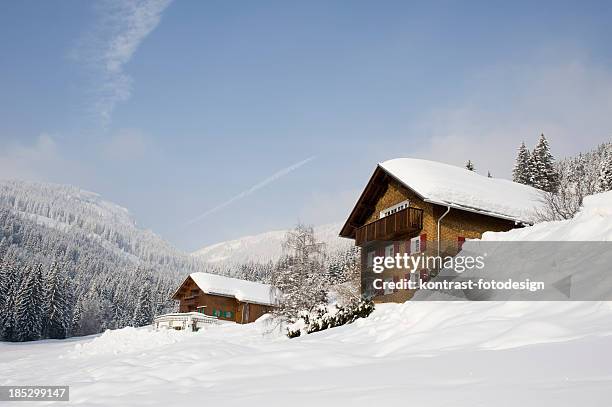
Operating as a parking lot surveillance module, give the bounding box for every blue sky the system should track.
[1,0,612,250]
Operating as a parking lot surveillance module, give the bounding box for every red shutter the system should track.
[376,247,384,257]
[420,234,427,252]
[393,275,399,292]
[406,240,411,255]
[393,241,400,255]
[458,236,466,251]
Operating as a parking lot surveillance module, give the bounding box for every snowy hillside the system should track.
[193,222,352,265]
[0,180,207,340]
[2,301,611,406]
[0,180,186,264]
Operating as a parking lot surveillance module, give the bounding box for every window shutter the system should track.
[393,241,400,255]
[420,234,427,252]
[393,275,399,292]
[458,236,466,251]
[406,240,411,255]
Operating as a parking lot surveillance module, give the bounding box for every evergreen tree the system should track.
[0,257,9,318]
[14,264,44,341]
[487,171,492,178]
[71,299,83,337]
[132,284,154,327]
[45,262,68,339]
[0,282,17,341]
[512,141,531,185]
[271,224,328,320]
[465,160,475,171]
[529,134,560,192]
[596,151,612,192]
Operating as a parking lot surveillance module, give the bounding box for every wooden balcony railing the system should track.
[355,207,423,246]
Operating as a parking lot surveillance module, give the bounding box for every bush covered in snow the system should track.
[286,298,374,338]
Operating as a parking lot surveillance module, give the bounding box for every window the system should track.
[410,236,421,254]
[367,251,375,267]
[379,200,410,219]
[410,271,420,285]
[384,278,393,295]
[384,244,394,258]
[458,236,466,251]
[212,309,234,319]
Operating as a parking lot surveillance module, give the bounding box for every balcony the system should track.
[355,207,423,246]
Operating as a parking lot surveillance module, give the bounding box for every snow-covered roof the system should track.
[186,272,279,306]
[379,158,544,223]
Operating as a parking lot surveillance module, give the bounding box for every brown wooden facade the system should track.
[172,276,275,324]
[340,166,522,303]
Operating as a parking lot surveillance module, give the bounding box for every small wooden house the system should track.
[339,158,542,302]
[171,272,279,324]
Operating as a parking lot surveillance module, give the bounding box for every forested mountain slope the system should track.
[0,180,205,341]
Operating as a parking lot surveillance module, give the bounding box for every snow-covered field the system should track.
[1,301,612,406]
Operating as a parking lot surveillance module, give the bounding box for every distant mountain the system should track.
[192,222,352,266]
[0,180,193,269]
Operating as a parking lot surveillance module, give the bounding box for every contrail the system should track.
[185,156,316,225]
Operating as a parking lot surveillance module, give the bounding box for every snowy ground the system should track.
[2,301,612,406]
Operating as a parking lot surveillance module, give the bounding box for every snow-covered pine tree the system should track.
[79,290,103,336]
[465,160,475,171]
[132,283,154,327]
[0,256,8,318]
[487,171,492,178]
[45,262,68,339]
[271,224,328,320]
[0,282,17,341]
[512,141,531,185]
[14,264,44,341]
[596,150,612,192]
[71,299,83,336]
[529,134,560,192]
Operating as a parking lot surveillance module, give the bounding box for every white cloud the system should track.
[75,0,173,126]
[0,134,63,181]
[410,59,612,178]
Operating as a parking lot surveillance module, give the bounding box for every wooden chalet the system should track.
[171,272,279,324]
[339,158,542,302]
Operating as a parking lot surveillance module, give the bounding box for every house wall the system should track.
[358,177,518,303]
[175,277,274,323]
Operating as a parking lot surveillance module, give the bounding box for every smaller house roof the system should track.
[176,272,279,306]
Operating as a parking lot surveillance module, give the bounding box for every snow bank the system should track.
[482,190,612,241]
[68,326,189,357]
[3,301,612,407]
[380,158,543,223]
